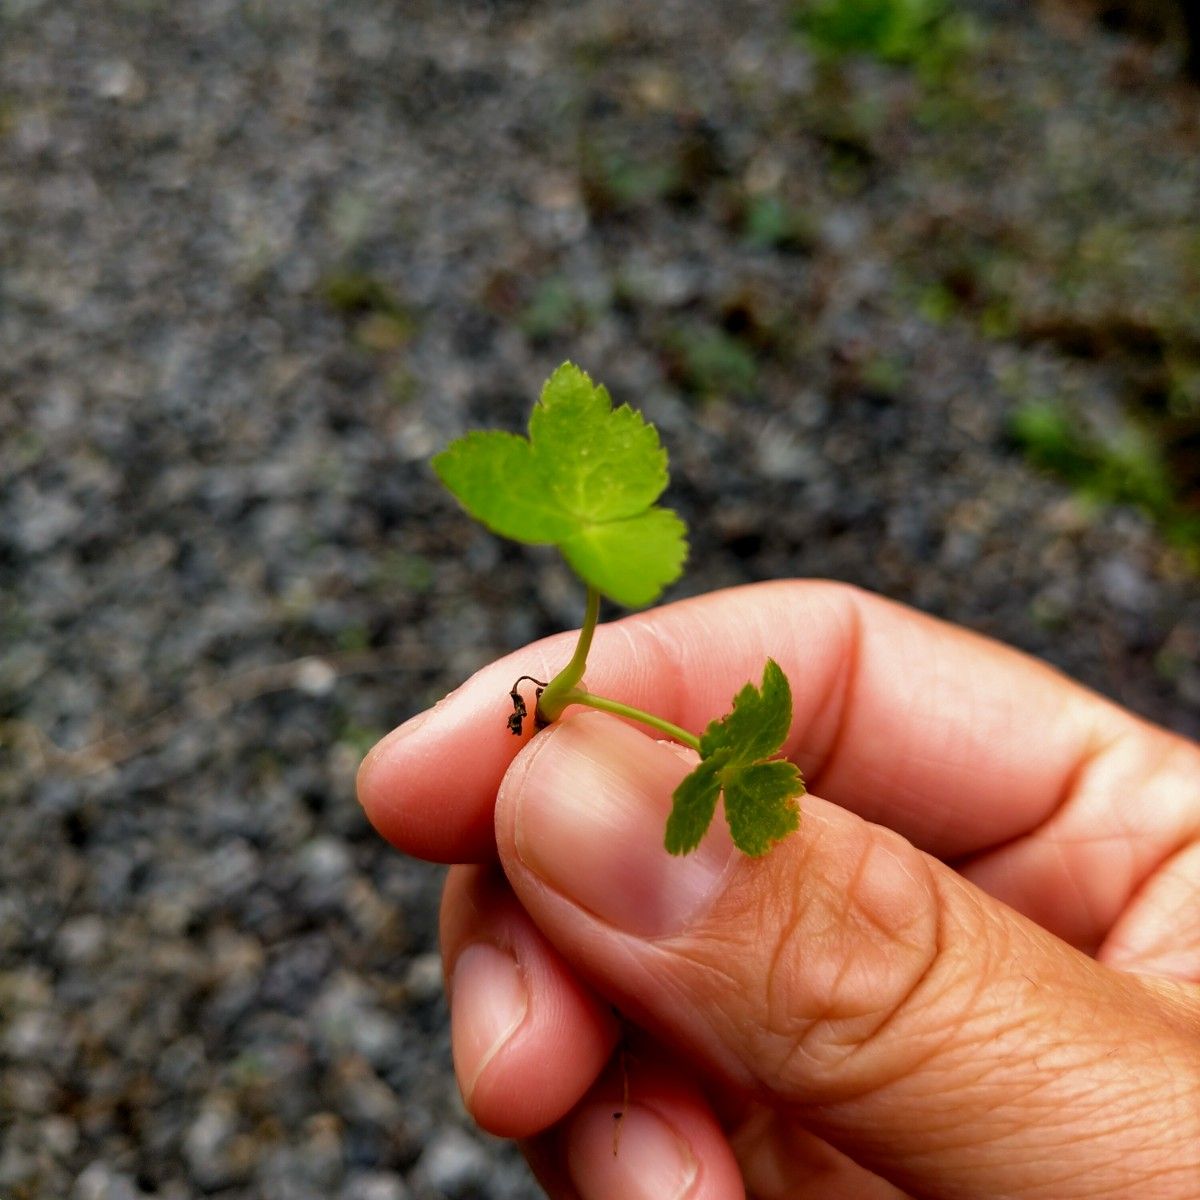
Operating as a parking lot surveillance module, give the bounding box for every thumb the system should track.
[496,713,1200,1200]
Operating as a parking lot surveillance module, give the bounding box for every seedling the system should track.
[432,362,804,856]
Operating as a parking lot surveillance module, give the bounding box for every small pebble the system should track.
[416,1128,491,1197]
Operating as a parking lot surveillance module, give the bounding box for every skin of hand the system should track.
[357,581,1200,1200]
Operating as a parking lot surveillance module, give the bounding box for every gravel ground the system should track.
[2,2,1198,1198]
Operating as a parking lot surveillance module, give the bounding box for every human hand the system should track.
[358,582,1200,1199]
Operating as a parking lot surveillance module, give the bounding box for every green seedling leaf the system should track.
[433,362,688,607]
[665,659,805,857]
[432,363,801,857]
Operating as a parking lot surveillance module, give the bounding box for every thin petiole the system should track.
[537,586,602,723]
[555,688,701,752]
[534,584,702,752]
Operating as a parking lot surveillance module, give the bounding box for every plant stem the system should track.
[535,585,701,751]
[537,586,602,723]
[556,688,701,751]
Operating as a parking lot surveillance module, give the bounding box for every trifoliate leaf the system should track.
[723,761,805,857]
[432,362,687,607]
[665,659,805,857]
[699,658,795,767]
[431,430,574,544]
[561,508,687,609]
[663,759,721,860]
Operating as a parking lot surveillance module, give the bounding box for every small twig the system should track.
[507,675,548,736]
[611,1046,631,1157]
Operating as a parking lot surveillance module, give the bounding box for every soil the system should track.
[1,2,1198,1197]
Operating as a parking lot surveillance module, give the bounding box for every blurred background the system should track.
[1,1,1198,1197]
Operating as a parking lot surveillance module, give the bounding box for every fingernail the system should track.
[450,944,529,1105]
[567,1102,697,1200]
[513,714,731,937]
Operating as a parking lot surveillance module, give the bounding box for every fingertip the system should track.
[355,709,429,815]
[444,868,619,1139]
[565,1065,745,1200]
[450,943,531,1120]
[567,1103,701,1200]
[355,684,521,862]
[466,985,617,1139]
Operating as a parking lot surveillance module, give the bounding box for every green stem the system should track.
[534,585,701,751]
[556,689,701,751]
[537,586,601,723]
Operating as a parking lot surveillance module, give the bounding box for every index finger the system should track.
[357,579,1150,864]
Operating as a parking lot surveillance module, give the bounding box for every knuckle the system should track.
[697,820,982,1105]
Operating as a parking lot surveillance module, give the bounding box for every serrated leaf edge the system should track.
[666,659,805,857]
